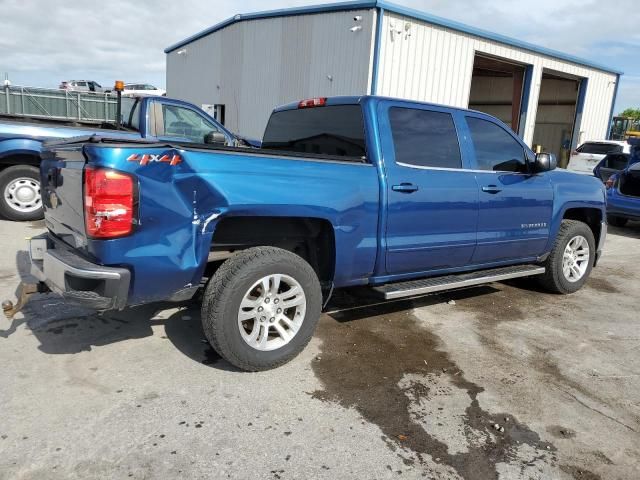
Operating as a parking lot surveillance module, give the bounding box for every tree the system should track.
[619,108,640,120]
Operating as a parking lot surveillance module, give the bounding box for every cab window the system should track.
[466,117,526,172]
[577,143,622,155]
[158,104,221,143]
[603,153,629,170]
[389,107,461,169]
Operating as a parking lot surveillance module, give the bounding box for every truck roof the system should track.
[273,95,499,117]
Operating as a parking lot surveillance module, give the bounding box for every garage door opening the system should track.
[532,71,582,167]
[468,55,527,133]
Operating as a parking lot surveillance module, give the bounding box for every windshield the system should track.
[262,105,366,160]
[577,143,622,155]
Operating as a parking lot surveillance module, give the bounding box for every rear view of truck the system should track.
[33,137,217,310]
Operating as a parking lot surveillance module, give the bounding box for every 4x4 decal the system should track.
[127,153,182,166]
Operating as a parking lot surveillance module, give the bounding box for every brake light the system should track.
[84,167,136,238]
[298,97,327,108]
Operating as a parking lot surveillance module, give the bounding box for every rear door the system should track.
[595,153,629,182]
[379,102,479,275]
[462,114,553,264]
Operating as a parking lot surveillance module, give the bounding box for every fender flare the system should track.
[0,139,43,164]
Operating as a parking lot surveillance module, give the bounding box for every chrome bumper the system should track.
[29,234,130,311]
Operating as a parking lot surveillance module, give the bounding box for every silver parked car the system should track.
[59,80,107,93]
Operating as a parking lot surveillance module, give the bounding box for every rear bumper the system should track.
[29,235,130,310]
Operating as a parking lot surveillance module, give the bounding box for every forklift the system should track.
[610,116,640,140]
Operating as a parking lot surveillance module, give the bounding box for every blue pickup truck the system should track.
[5,96,607,371]
[0,96,238,221]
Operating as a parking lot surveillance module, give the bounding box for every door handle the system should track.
[481,185,502,194]
[392,183,419,193]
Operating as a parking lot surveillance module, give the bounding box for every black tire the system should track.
[0,165,43,221]
[201,246,322,371]
[537,219,595,294]
[608,215,628,228]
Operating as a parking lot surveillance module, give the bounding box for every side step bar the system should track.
[372,264,545,300]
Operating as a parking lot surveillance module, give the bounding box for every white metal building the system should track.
[165,1,622,160]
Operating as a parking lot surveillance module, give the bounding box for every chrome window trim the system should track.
[396,161,530,175]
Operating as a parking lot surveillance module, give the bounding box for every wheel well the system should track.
[563,208,602,244]
[0,153,40,169]
[210,216,336,283]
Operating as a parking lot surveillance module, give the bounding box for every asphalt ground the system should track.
[1,219,639,479]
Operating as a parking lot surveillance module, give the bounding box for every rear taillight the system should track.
[84,167,136,238]
[298,97,327,108]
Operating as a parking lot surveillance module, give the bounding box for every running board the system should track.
[372,264,545,300]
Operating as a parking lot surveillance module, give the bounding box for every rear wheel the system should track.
[0,165,43,221]
[537,219,595,294]
[608,215,628,228]
[201,246,322,371]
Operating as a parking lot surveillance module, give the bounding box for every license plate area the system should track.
[29,237,48,261]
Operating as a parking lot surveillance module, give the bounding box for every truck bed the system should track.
[40,135,380,305]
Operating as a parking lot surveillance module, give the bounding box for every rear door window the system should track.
[466,117,526,172]
[262,105,366,160]
[389,107,461,169]
[603,154,629,170]
[577,143,623,155]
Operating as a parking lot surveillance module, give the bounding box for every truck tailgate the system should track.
[40,142,88,249]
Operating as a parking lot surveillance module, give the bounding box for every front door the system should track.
[463,115,553,264]
[380,103,479,275]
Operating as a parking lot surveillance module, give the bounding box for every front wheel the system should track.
[537,219,595,294]
[201,246,322,371]
[0,165,43,221]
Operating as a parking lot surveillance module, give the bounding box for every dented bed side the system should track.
[40,141,380,306]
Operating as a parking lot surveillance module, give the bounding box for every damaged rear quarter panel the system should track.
[85,145,380,305]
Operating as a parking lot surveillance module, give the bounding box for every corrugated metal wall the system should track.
[377,11,617,146]
[167,9,376,139]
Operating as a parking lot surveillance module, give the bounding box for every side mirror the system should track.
[204,131,227,145]
[534,152,557,173]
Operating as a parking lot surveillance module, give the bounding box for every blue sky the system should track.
[1,0,638,112]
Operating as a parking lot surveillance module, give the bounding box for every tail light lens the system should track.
[84,167,136,238]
